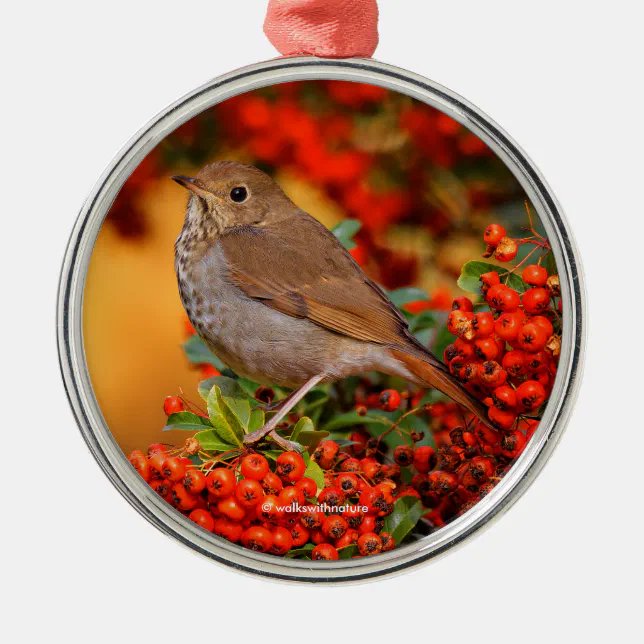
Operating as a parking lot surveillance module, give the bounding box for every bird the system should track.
[172,161,489,450]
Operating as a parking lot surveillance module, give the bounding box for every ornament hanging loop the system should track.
[264,0,379,58]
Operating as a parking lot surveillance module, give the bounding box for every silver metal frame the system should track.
[57,57,585,583]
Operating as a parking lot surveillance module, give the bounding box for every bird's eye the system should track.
[230,186,248,203]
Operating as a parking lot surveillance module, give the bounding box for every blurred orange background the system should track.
[83,80,531,454]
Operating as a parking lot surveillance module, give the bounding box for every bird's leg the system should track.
[243,374,325,450]
[256,389,298,413]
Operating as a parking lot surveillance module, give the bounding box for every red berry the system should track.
[161,457,186,483]
[206,468,236,498]
[256,494,283,523]
[380,532,396,552]
[150,478,172,500]
[147,443,168,456]
[517,323,548,353]
[163,396,185,415]
[478,361,508,387]
[452,296,474,312]
[335,529,360,549]
[447,310,475,340]
[413,446,437,474]
[472,312,495,338]
[342,505,365,529]
[213,518,243,543]
[484,223,507,247]
[531,315,554,338]
[235,478,265,508]
[502,350,528,378]
[295,477,317,499]
[522,264,548,287]
[474,337,500,361]
[501,430,528,458]
[480,271,501,294]
[526,350,550,373]
[275,451,306,483]
[515,380,547,411]
[217,496,246,522]
[379,389,402,412]
[313,440,340,469]
[312,543,339,560]
[322,515,349,540]
[357,532,383,556]
[495,311,526,342]
[336,472,359,497]
[183,469,206,494]
[241,526,273,552]
[299,505,324,530]
[278,484,305,509]
[171,483,198,511]
[494,237,519,262]
[128,450,151,482]
[260,471,283,496]
[492,385,517,410]
[269,526,293,555]
[318,486,345,507]
[522,288,551,314]
[189,508,215,532]
[240,454,269,481]
[393,445,414,467]
[486,284,520,312]
[488,406,517,431]
[290,524,310,547]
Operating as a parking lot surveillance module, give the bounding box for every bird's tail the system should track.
[390,347,491,427]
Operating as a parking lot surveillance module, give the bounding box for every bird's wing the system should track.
[219,214,410,347]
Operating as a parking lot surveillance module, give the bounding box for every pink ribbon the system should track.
[264,0,379,58]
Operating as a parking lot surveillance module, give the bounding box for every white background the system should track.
[2,1,642,641]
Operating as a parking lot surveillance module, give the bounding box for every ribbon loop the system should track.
[264,0,379,59]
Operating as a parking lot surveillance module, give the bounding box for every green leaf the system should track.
[333,439,360,447]
[297,430,330,451]
[285,544,315,559]
[198,376,245,401]
[182,335,227,369]
[543,251,557,276]
[432,318,453,359]
[303,459,325,488]
[248,408,265,432]
[163,412,212,432]
[206,385,245,446]
[338,544,358,559]
[383,496,424,544]
[301,388,330,413]
[332,219,362,250]
[457,261,528,294]
[290,417,314,442]
[222,396,251,430]
[259,450,283,462]
[409,310,436,334]
[322,411,389,432]
[193,430,236,452]
[388,287,430,308]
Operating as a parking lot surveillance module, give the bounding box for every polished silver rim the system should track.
[57,57,586,583]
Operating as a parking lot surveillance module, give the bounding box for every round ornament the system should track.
[58,1,584,582]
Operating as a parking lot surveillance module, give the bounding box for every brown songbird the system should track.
[173,162,489,450]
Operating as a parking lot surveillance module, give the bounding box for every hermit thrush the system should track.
[173,162,489,449]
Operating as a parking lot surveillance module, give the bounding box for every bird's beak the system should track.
[171,175,213,199]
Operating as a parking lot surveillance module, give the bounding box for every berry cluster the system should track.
[129,436,403,560]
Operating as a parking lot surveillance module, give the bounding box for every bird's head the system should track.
[172,161,292,231]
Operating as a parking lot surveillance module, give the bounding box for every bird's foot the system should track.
[243,425,302,453]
